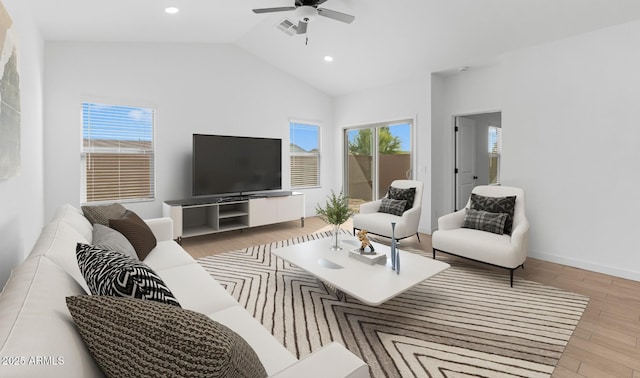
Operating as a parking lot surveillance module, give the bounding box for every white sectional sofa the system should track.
[0,204,369,377]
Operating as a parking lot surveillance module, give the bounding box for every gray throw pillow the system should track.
[387,186,416,212]
[76,243,180,307]
[92,224,138,260]
[470,193,516,234]
[66,295,268,378]
[81,203,127,226]
[378,198,407,216]
[462,208,508,235]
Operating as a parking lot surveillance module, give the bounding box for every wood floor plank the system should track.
[553,366,586,378]
[557,354,581,372]
[578,362,633,378]
[563,343,634,378]
[180,216,640,378]
[577,319,637,348]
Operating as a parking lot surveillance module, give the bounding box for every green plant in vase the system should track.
[316,189,354,250]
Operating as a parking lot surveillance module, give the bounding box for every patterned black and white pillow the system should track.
[388,186,416,212]
[378,198,407,216]
[462,208,508,235]
[76,243,181,307]
[470,193,516,234]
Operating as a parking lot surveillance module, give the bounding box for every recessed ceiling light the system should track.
[324,56,334,62]
[165,6,179,14]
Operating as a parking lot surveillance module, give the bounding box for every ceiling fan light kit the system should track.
[295,5,318,21]
[253,0,354,39]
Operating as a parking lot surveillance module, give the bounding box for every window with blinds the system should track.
[290,122,320,188]
[488,126,502,185]
[81,102,155,203]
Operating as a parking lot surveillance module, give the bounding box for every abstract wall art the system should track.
[0,1,20,180]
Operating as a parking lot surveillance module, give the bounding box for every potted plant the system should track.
[316,189,354,250]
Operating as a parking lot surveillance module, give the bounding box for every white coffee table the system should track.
[271,236,450,306]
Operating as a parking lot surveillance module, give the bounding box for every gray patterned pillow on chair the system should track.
[470,193,516,234]
[462,208,508,235]
[378,198,407,216]
[76,243,180,307]
[388,186,416,212]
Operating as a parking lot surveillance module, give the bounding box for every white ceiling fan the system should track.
[253,0,355,35]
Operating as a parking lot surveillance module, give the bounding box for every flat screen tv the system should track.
[192,134,282,197]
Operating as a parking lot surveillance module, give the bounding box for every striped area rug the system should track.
[197,231,589,378]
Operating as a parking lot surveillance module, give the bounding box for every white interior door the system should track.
[456,116,476,210]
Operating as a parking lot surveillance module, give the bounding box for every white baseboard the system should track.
[528,249,640,282]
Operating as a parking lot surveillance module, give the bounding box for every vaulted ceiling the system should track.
[26,0,640,96]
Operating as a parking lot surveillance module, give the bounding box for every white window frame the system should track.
[289,121,321,189]
[81,102,156,204]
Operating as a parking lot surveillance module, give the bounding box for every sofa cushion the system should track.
[0,256,103,377]
[462,208,508,235]
[109,210,157,260]
[377,198,406,216]
[53,204,94,241]
[81,203,127,226]
[210,306,298,375]
[470,193,516,234]
[76,243,180,307]
[152,263,240,315]
[388,186,416,212]
[32,220,92,293]
[92,224,137,260]
[66,296,268,378]
[143,240,197,269]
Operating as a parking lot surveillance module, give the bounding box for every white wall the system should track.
[334,75,432,232]
[501,20,640,281]
[431,65,503,230]
[433,20,640,281]
[0,1,44,288]
[43,42,335,221]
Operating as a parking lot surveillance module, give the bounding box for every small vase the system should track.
[330,224,342,251]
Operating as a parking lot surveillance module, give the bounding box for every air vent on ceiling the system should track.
[276,18,298,36]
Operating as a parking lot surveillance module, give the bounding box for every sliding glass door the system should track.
[344,121,413,211]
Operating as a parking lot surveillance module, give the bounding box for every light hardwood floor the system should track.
[181,216,640,378]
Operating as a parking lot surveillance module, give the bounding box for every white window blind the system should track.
[488,126,502,185]
[81,102,155,203]
[290,122,320,188]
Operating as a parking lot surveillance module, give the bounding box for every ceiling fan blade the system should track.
[252,7,297,14]
[297,20,308,34]
[317,8,355,24]
[313,0,330,5]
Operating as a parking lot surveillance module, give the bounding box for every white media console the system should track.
[162,192,305,242]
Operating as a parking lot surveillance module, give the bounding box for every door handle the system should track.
[473,176,478,180]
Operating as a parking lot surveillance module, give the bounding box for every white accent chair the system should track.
[431,185,529,287]
[352,179,423,241]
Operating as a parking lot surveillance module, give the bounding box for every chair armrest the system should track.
[510,218,530,249]
[359,199,382,214]
[401,206,421,227]
[144,217,174,242]
[437,209,466,230]
[269,343,369,378]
